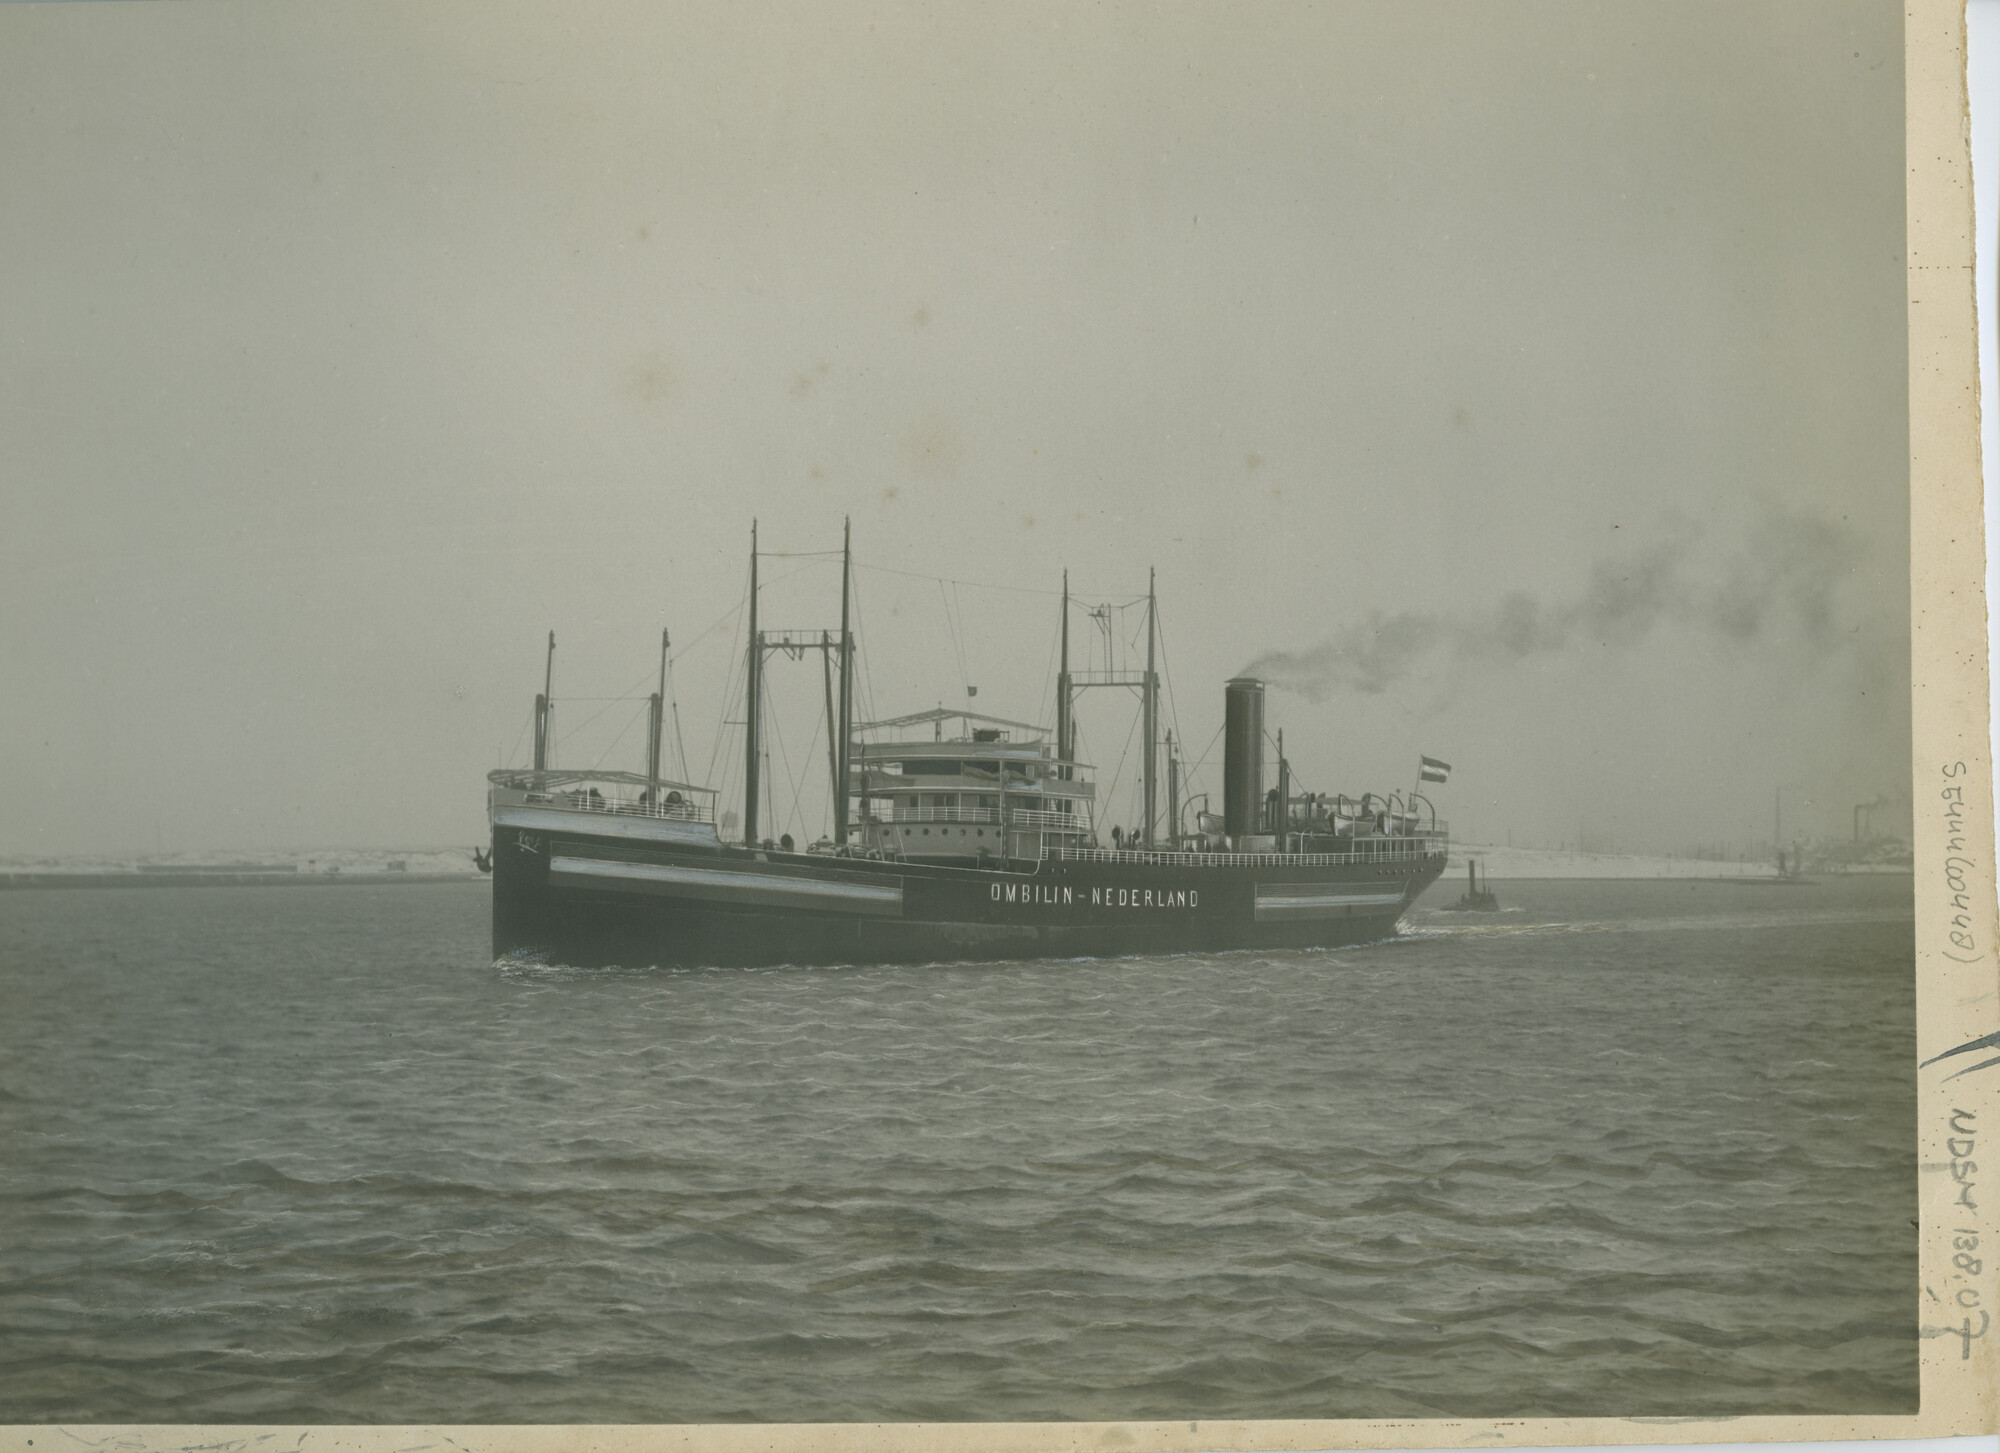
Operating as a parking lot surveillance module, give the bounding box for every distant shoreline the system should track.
[1421,872,1911,889]
[0,871,484,891]
[1444,843,1912,881]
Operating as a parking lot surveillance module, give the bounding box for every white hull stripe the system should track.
[1254,887,1407,919]
[549,855,903,916]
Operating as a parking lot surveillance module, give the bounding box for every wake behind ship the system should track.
[488,525,1449,967]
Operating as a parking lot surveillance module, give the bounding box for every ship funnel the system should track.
[1224,677,1265,837]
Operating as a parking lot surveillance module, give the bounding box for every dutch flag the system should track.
[1419,755,1451,784]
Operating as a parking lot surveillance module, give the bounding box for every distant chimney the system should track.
[1224,678,1264,837]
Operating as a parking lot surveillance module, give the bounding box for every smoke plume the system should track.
[1242,508,1870,701]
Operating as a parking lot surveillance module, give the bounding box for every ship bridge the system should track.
[849,708,1096,865]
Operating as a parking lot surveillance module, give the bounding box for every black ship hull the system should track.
[491,813,1446,968]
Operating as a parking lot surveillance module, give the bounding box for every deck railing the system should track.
[1057,836,1445,868]
[496,789,714,824]
[489,768,716,824]
[1009,808,1089,830]
[886,806,1002,825]
[873,806,1087,830]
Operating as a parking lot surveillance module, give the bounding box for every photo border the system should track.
[2,0,1992,1447]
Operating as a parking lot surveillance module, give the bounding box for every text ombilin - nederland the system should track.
[991,883,1199,909]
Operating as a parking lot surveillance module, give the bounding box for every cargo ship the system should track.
[487,525,1449,967]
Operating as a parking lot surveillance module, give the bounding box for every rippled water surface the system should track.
[0,876,1916,1422]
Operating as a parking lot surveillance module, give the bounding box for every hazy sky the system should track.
[1,0,1909,857]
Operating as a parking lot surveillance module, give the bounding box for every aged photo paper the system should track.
[0,0,1993,1448]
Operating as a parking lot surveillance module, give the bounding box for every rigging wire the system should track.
[1100,703,1143,836]
[1183,723,1226,782]
[506,708,531,771]
[757,643,830,840]
[766,702,794,839]
[783,696,829,839]
[505,551,1223,850]
[954,579,975,698]
[669,554,828,671]
[1069,718,1093,822]
[705,579,751,791]
[854,558,1150,604]
[670,697,691,784]
[699,550,850,839]
[758,555,838,597]
[527,555,1152,777]
[554,663,661,751]
[937,578,973,702]
[538,580,791,762]
[1033,600,1061,736]
[710,551,847,830]
[589,699,650,773]
[707,673,739,804]
[1154,597,1193,805]
[849,564,884,737]
[664,648,691,782]
[690,548,1189,839]
[858,561,1063,598]
[670,598,743,668]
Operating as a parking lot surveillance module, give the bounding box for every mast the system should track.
[821,630,839,816]
[1276,727,1289,849]
[744,522,760,846]
[533,630,555,773]
[667,628,683,776]
[836,517,853,843]
[1142,568,1157,848]
[1056,570,1071,779]
[646,627,667,796]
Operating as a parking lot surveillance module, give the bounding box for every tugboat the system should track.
[1446,857,1500,912]
[486,525,1450,967]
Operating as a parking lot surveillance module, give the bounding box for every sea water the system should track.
[0,876,1916,1422]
